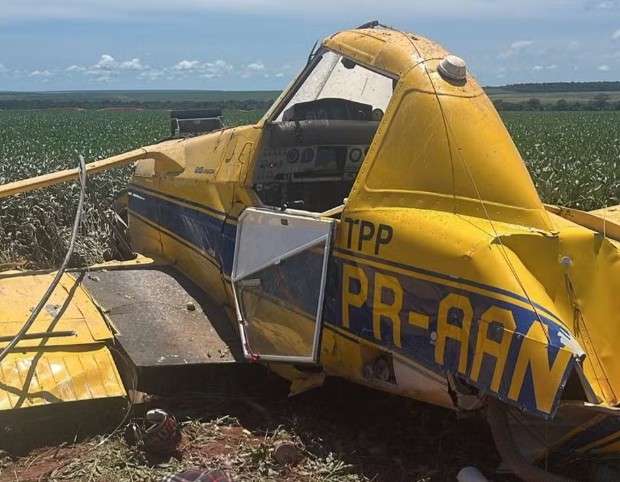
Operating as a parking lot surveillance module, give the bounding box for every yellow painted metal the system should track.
[339,46,552,230]
[323,27,619,413]
[0,346,125,410]
[590,204,620,225]
[1,24,619,455]
[0,272,126,410]
[0,148,146,199]
[0,139,188,200]
[546,203,620,241]
[128,124,264,304]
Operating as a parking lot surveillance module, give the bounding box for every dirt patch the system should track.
[1,378,590,481]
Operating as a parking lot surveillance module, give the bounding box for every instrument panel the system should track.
[254,144,369,183]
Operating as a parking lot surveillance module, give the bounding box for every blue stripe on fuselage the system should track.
[323,256,574,418]
[127,186,575,418]
[128,186,236,274]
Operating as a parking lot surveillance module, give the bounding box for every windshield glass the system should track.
[274,50,394,122]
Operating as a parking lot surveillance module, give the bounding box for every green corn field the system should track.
[0,109,618,268]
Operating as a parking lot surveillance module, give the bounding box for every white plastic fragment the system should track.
[457,466,489,482]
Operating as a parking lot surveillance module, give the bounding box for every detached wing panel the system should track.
[0,272,126,411]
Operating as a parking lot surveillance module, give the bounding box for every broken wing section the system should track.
[590,204,620,227]
[0,271,126,411]
[546,204,620,242]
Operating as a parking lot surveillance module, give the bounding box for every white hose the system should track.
[0,155,86,364]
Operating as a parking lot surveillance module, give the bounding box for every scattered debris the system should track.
[0,379,515,481]
[162,468,234,482]
[124,409,182,457]
[272,441,304,466]
[143,409,182,456]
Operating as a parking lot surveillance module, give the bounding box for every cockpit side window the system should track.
[254,50,396,213]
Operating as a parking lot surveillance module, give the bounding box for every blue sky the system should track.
[0,0,619,91]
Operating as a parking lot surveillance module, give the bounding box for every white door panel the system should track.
[231,208,335,363]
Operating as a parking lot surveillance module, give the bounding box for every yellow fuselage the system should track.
[126,27,617,420]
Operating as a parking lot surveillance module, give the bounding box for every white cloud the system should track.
[88,54,145,72]
[173,59,201,71]
[139,69,165,80]
[247,62,265,71]
[171,59,232,78]
[206,59,233,75]
[64,54,149,80]
[93,53,117,70]
[510,40,534,50]
[594,0,618,8]
[533,63,558,71]
[119,58,145,70]
[499,40,534,59]
[598,64,611,71]
[29,69,52,77]
[240,61,271,78]
[612,29,620,40]
[199,60,233,78]
[86,54,139,71]
[55,55,238,83]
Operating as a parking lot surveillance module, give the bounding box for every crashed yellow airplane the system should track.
[1,21,619,479]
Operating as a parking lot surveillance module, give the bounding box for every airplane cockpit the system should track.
[253,49,396,212]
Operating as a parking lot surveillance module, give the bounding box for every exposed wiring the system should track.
[0,154,86,365]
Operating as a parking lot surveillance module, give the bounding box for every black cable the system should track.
[0,154,87,364]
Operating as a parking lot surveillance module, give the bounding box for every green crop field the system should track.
[0,109,618,268]
[503,111,619,209]
[0,90,281,103]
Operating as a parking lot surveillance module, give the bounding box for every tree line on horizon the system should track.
[493,94,620,111]
[0,98,276,111]
[491,81,620,93]
[1,83,620,111]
